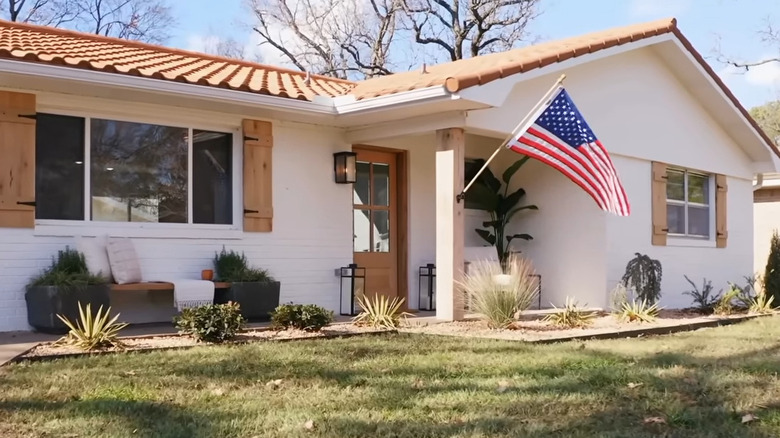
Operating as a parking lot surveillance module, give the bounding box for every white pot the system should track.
[493,274,513,286]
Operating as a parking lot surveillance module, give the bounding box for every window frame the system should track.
[666,167,715,241]
[34,108,243,238]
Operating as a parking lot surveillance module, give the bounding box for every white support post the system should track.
[435,127,465,321]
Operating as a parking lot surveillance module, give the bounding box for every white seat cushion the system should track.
[76,235,113,282]
[106,237,143,284]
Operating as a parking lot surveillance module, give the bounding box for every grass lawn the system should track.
[2,317,780,438]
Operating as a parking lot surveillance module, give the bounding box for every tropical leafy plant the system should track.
[682,275,721,314]
[617,298,661,323]
[353,294,412,329]
[621,253,662,304]
[465,156,538,269]
[543,297,599,328]
[213,247,273,283]
[174,302,246,343]
[271,303,334,332]
[56,302,128,351]
[456,255,539,329]
[28,247,106,288]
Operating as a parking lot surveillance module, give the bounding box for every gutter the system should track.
[754,173,765,192]
[333,85,458,115]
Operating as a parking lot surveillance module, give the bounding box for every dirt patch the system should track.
[400,312,764,342]
[19,324,387,359]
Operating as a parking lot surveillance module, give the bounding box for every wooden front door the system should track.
[353,149,398,300]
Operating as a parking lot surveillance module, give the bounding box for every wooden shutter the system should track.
[0,91,36,228]
[242,119,273,232]
[651,161,668,246]
[715,174,728,248]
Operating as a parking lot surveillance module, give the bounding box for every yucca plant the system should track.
[56,302,128,351]
[457,255,539,329]
[352,294,412,329]
[618,298,661,323]
[749,290,776,315]
[543,297,599,328]
[714,285,743,316]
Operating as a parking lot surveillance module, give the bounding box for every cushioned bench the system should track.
[110,282,231,292]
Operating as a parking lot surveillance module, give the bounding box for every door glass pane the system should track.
[688,206,710,237]
[667,203,685,234]
[373,163,390,206]
[36,114,85,220]
[353,162,370,205]
[354,209,371,252]
[666,169,685,201]
[91,119,188,223]
[373,210,390,252]
[688,173,709,205]
[192,130,233,225]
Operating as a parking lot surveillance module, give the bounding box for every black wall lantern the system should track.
[418,263,436,311]
[339,263,365,316]
[333,151,357,184]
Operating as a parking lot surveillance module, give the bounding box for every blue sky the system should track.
[167,0,780,110]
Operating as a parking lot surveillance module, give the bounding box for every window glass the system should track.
[354,209,371,252]
[666,169,685,201]
[192,130,232,224]
[688,206,710,237]
[688,173,709,205]
[90,119,188,223]
[667,204,685,235]
[353,162,370,205]
[665,168,711,238]
[373,163,390,207]
[373,210,390,252]
[35,114,85,220]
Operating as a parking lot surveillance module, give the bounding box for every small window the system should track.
[35,114,85,220]
[192,130,233,225]
[666,168,711,238]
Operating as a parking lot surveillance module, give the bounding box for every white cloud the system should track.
[628,0,692,19]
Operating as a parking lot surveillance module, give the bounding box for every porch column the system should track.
[435,127,465,321]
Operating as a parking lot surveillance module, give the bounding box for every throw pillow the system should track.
[75,235,113,282]
[107,237,143,284]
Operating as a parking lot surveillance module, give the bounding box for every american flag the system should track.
[507,87,630,216]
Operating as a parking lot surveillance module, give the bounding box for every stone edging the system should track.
[6,329,394,365]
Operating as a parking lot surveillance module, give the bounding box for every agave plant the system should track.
[543,297,599,328]
[353,294,412,329]
[56,302,128,351]
[617,298,661,323]
[749,290,776,315]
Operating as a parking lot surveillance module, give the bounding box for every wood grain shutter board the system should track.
[0,91,36,228]
[651,161,668,246]
[242,119,273,232]
[715,174,728,248]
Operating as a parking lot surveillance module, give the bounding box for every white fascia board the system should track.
[346,111,467,143]
[458,34,676,107]
[335,85,458,115]
[0,59,337,115]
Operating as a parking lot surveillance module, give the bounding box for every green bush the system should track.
[174,302,245,343]
[621,253,662,304]
[271,303,333,332]
[213,247,273,283]
[28,247,106,287]
[764,230,780,304]
[682,275,721,314]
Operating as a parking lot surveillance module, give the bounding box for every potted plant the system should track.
[212,248,280,321]
[24,247,110,334]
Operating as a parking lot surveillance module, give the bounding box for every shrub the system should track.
[353,294,412,329]
[682,275,721,314]
[457,255,539,329]
[213,247,273,283]
[617,298,661,323]
[764,230,780,304]
[749,290,776,315]
[713,284,752,316]
[174,302,245,343]
[621,253,662,304]
[271,303,333,332]
[28,247,106,288]
[543,297,599,328]
[56,302,128,351]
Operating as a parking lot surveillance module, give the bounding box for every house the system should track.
[0,17,777,332]
[753,174,780,277]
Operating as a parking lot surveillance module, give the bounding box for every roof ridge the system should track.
[0,19,355,85]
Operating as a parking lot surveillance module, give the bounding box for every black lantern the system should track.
[339,263,365,315]
[333,151,357,184]
[418,263,436,311]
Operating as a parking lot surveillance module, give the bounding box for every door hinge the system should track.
[244,136,259,142]
[18,114,37,120]
[17,201,36,207]
[244,208,259,214]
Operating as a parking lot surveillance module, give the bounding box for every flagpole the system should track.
[456,73,567,203]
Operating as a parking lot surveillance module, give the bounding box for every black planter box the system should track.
[25,284,111,334]
[213,281,280,321]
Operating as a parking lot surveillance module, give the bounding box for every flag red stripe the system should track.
[512,138,609,210]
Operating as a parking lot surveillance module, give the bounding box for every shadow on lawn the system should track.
[0,398,219,437]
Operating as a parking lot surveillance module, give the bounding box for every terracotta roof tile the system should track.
[348,18,678,100]
[0,19,354,101]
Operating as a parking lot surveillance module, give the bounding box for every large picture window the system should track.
[666,168,711,238]
[36,114,233,226]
